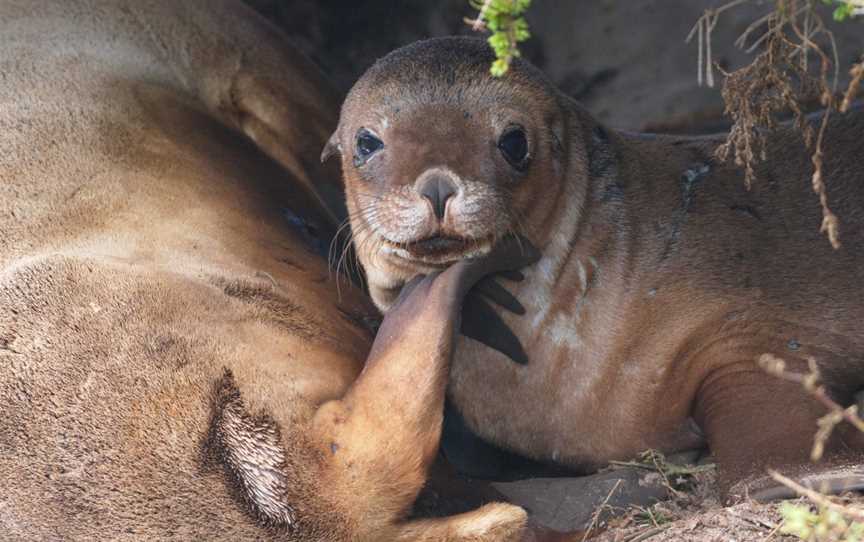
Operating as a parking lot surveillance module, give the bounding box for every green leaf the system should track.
[468,0,533,77]
[491,58,509,76]
[834,4,850,20]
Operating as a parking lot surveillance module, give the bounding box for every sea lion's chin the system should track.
[379,234,495,268]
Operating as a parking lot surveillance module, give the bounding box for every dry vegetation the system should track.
[688,0,863,249]
[584,358,864,541]
[692,6,864,533]
[757,355,864,541]
[595,6,864,539]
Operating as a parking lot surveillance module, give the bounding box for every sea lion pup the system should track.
[0,2,535,540]
[325,36,864,497]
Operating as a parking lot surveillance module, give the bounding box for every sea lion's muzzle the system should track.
[373,168,498,264]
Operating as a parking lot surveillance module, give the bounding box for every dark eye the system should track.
[498,126,529,171]
[354,128,383,166]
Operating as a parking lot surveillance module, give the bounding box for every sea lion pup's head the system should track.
[325,37,587,311]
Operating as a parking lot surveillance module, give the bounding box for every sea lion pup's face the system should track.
[326,37,574,310]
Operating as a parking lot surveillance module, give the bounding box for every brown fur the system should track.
[0,5,528,540]
[330,37,864,497]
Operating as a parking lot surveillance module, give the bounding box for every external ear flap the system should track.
[320,131,341,163]
[210,370,296,527]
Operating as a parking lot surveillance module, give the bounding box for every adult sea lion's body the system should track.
[328,37,864,496]
[0,4,532,540]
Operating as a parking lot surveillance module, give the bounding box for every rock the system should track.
[492,468,669,533]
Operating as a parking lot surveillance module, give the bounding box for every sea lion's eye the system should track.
[354,128,383,166]
[498,126,529,171]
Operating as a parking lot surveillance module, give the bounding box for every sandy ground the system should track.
[591,470,864,542]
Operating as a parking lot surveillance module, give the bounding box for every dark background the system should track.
[245,0,861,133]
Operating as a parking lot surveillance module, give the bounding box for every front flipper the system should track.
[460,244,537,366]
[309,236,539,539]
[461,292,529,365]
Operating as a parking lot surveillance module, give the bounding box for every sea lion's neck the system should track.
[531,118,637,302]
[517,123,717,346]
[519,121,638,338]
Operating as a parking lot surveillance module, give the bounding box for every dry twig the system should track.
[759,354,864,461]
[691,0,850,248]
[581,479,623,542]
[841,56,864,111]
[769,470,864,522]
[623,525,671,542]
[465,0,493,30]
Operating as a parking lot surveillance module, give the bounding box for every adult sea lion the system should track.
[0,3,536,540]
[326,36,864,497]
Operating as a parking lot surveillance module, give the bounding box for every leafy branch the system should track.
[824,0,864,21]
[466,0,532,76]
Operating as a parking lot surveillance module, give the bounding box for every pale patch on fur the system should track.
[588,256,600,275]
[527,233,565,324]
[364,264,404,291]
[548,312,583,349]
[576,259,588,298]
[527,185,582,329]
[528,187,597,334]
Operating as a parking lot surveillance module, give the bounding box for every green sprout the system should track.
[467,0,532,76]
[822,0,864,21]
[780,501,864,542]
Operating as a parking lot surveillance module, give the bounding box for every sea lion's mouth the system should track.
[407,236,471,257]
[380,234,494,265]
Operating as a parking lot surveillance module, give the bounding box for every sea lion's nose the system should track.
[418,175,457,220]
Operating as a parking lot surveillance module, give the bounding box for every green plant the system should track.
[780,501,864,541]
[633,504,675,528]
[466,0,532,76]
[823,0,864,21]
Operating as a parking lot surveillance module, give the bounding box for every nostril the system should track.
[419,176,457,220]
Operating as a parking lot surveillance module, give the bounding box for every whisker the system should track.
[328,218,354,274]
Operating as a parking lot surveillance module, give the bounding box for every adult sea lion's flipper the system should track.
[310,235,539,540]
